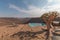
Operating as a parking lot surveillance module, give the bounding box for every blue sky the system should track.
[0,0,60,18]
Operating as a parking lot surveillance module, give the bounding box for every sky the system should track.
[0,0,60,18]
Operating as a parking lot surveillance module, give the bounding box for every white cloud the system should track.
[54,0,60,2]
[48,0,53,2]
[47,4,60,8]
[9,4,46,17]
[9,2,60,18]
[45,4,60,12]
[9,4,27,13]
[44,0,60,12]
[48,0,60,3]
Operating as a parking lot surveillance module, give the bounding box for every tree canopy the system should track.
[41,11,59,40]
[41,11,59,23]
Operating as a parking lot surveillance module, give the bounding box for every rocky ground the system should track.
[0,18,59,40]
[0,23,47,40]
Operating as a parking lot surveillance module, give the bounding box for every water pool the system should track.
[28,23,46,27]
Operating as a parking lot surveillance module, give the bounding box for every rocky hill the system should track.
[0,18,48,40]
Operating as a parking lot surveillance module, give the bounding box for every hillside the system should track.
[0,18,47,40]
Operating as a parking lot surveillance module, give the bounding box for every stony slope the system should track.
[0,24,47,40]
[0,18,47,40]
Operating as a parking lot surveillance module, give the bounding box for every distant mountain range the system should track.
[0,17,59,24]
